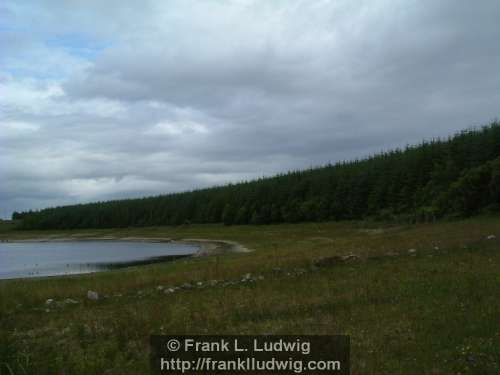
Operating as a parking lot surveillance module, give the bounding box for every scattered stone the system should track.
[257,275,265,281]
[45,299,54,305]
[64,298,79,304]
[196,281,203,287]
[486,235,496,240]
[164,288,176,294]
[87,290,99,301]
[181,283,193,289]
[408,249,417,254]
[156,285,164,291]
[433,246,440,250]
[208,280,219,286]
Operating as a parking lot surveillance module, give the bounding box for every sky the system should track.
[1,0,500,218]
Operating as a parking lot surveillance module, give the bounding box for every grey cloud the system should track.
[2,0,500,217]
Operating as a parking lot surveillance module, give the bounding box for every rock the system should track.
[486,234,496,240]
[408,249,417,254]
[87,290,99,301]
[164,288,176,294]
[313,256,343,268]
[64,298,79,304]
[208,280,219,286]
[181,283,193,289]
[257,275,265,281]
[45,299,54,305]
[156,285,164,291]
[196,281,203,287]
[241,273,253,282]
[341,254,360,262]
[433,246,440,250]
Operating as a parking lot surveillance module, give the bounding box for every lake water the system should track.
[0,240,199,280]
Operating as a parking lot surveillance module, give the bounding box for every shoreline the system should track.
[0,236,251,257]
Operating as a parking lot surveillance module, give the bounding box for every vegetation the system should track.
[1,217,499,374]
[14,122,500,229]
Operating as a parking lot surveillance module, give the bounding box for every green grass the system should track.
[1,217,499,374]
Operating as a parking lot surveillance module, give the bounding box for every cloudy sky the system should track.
[1,0,499,218]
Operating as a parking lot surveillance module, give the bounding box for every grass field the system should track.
[0,217,499,374]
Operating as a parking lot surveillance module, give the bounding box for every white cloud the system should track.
[146,120,208,137]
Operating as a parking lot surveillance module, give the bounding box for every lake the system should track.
[0,240,199,280]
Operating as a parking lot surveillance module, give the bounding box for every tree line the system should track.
[13,121,500,229]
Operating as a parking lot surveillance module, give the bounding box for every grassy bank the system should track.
[1,217,499,374]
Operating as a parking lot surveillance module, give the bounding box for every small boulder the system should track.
[87,290,99,301]
[164,288,176,294]
[408,249,417,254]
[341,254,360,262]
[64,298,79,304]
[486,235,496,240]
[156,285,164,291]
[181,283,193,289]
[45,299,54,305]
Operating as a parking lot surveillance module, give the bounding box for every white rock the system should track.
[408,249,417,254]
[64,298,79,304]
[156,285,164,291]
[486,235,496,240]
[45,299,54,305]
[87,290,99,301]
[164,288,176,294]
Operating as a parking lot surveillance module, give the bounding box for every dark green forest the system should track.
[14,121,500,229]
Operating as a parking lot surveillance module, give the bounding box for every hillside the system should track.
[14,121,500,229]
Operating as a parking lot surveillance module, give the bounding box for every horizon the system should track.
[11,121,497,217]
